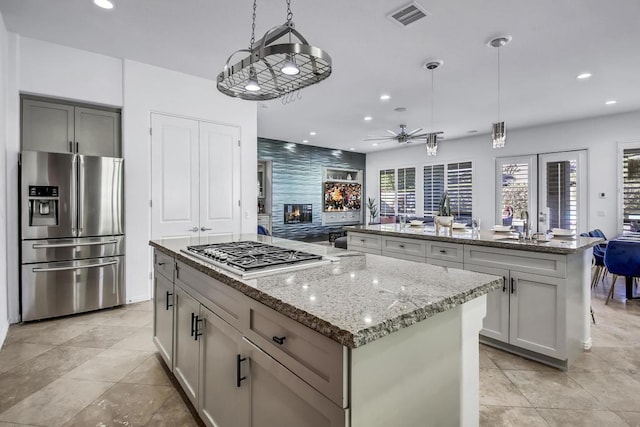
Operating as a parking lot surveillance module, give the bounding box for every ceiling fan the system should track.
[364,124,441,144]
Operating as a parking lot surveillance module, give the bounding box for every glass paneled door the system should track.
[538,151,587,234]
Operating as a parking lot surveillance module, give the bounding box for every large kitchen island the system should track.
[343,224,603,370]
[150,235,501,427]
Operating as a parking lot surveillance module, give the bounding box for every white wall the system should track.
[3,36,257,323]
[122,59,257,303]
[0,10,9,342]
[366,111,640,239]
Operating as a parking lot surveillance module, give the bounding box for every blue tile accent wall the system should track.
[258,138,366,241]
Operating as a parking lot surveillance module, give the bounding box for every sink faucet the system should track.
[521,211,530,239]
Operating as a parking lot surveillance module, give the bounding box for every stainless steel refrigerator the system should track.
[20,150,125,321]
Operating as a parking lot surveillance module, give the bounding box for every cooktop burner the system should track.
[181,241,327,278]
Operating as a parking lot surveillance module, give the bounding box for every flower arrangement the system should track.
[367,197,378,224]
[437,191,451,217]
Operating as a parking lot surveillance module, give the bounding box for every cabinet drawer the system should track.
[382,251,425,264]
[154,250,175,282]
[347,233,381,252]
[176,262,246,330]
[464,246,566,278]
[381,236,426,259]
[246,300,347,408]
[428,258,464,270]
[426,241,463,263]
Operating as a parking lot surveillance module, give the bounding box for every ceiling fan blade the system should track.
[386,129,399,136]
[407,127,423,136]
[409,133,429,139]
[364,137,395,141]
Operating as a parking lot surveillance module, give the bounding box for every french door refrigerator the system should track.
[20,150,125,321]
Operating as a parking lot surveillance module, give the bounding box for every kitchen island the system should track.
[150,235,501,427]
[343,224,604,370]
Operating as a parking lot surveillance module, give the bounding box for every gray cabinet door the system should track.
[153,273,174,369]
[75,107,121,157]
[242,339,346,427]
[173,284,201,408]
[465,264,510,343]
[22,99,74,153]
[199,306,249,427]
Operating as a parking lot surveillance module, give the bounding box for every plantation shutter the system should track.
[447,161,473,222]
[397,167,416,214]
[546,161,574,230]
[623,148,640,227]
[500,162,530,224]
[423,165,445,217]
[379,169,396,217]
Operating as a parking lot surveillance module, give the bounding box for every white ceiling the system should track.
[1,0,639,153]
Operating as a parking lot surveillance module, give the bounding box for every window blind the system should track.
[379,169,396,217]
[623,148,640,227]
[447,162,473,222]
[500,162,530,224]
[546,160,576,231]
[397,167,416,214]
[423,165,445,217]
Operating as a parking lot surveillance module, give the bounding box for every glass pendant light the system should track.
[424,60,443,156]
[426,133,438,156]
[488,36,511,148]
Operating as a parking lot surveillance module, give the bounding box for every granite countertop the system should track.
[150,235,501,348]
[344,224,604,254]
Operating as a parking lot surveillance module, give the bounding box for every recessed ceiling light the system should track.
[309,131,316,136]
[380,94,391,101]
[364,116,372,121]
[372,143,378,146]
[605,100,617,105]
[93,0,114,9]
[302,140,309,143]
[576,72,592,80]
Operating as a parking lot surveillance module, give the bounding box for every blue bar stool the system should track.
[604,240,640,305]
[257,225,270,236]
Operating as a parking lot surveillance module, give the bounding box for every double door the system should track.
[151,114,241,240]
[22,97,121,157]
[468,264,566,359]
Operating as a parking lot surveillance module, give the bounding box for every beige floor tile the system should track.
[63,348,152,382]
[537,408,629,426]
[63,383,173,427]
[615,411,640,427]
[110,329,156,352]
[0,342,54,373]
[479,369,530,407]
[144,391,201,427]
[0,378,113,426]
[479,406,548,427]
[479,349,498,369]
[7,322,94,346]
[504,370,605,410]
[10,346,105,377]
[568,372,640,411]
[120,354,171,386]
[0,372,58,414]
[481,345,556,372]
[62,325,140,349]
[0,422,40,427]
[124,300,153,312]
[103,310,153,328]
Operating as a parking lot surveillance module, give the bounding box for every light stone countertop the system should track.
[344,224,604,254]
[150,234,501,348]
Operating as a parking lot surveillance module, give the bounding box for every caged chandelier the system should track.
[216,0,332,101]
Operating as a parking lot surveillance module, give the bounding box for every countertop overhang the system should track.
[344,224,604,254]
[150,235,501,348]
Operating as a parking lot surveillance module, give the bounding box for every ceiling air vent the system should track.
[387,2,430,27]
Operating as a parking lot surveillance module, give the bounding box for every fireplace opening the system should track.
[284,204,313,224]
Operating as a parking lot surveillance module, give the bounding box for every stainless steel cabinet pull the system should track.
[200,227,212,231]
[189,227,199,232]
[78,158,85,232]
[32,260,117,273]
[272,336,286,345]
[236,354,247,387]
[32,239,118,249]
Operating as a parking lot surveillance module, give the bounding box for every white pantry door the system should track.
[199,121,241,238]
[151,114,200,239]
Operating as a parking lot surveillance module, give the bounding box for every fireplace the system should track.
[284,204,313,224]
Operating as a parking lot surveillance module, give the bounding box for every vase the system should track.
[435,215,454,234]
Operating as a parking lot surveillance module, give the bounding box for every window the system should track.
[498,161,531,225]
[379,167,416,222]
[546,160,577,230]
[424,162,473,221]
[623,148,640,230]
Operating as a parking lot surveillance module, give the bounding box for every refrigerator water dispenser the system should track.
[28,185,59,226]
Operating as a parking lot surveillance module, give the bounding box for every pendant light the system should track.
[217,0,332,101]
[424,60,444,156]
[488,36,511,148]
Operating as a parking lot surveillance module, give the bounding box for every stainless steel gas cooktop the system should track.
[181,241,329,278]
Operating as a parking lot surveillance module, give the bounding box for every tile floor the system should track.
[0,275,638,426]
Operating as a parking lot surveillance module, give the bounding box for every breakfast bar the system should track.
[150,235,501,427]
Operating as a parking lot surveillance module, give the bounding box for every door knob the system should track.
[189,227,198,232]
[200,227,212,231]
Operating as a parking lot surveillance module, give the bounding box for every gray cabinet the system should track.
[22,97,121,157]
[173,284,201,407]
[153,273,174,368]
[464,264,510,343]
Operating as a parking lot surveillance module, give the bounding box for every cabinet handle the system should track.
[236,354,247,387]
[76,141,79,152]
[502,277,507,293]
[360,239,365,243]
[272,336,286,345]
[510,277,515,294]
[439,249,447,254]
[200,227,212,231]
[398,244,405,248]
[194,316,203,341]
[158,262,166,266]
[165,291,173,310]
[69,141,73,153]
[190,312,196,337]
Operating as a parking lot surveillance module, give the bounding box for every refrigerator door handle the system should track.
[32,260,118,273]
[78,157,85,233]
[32,239,119,249]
